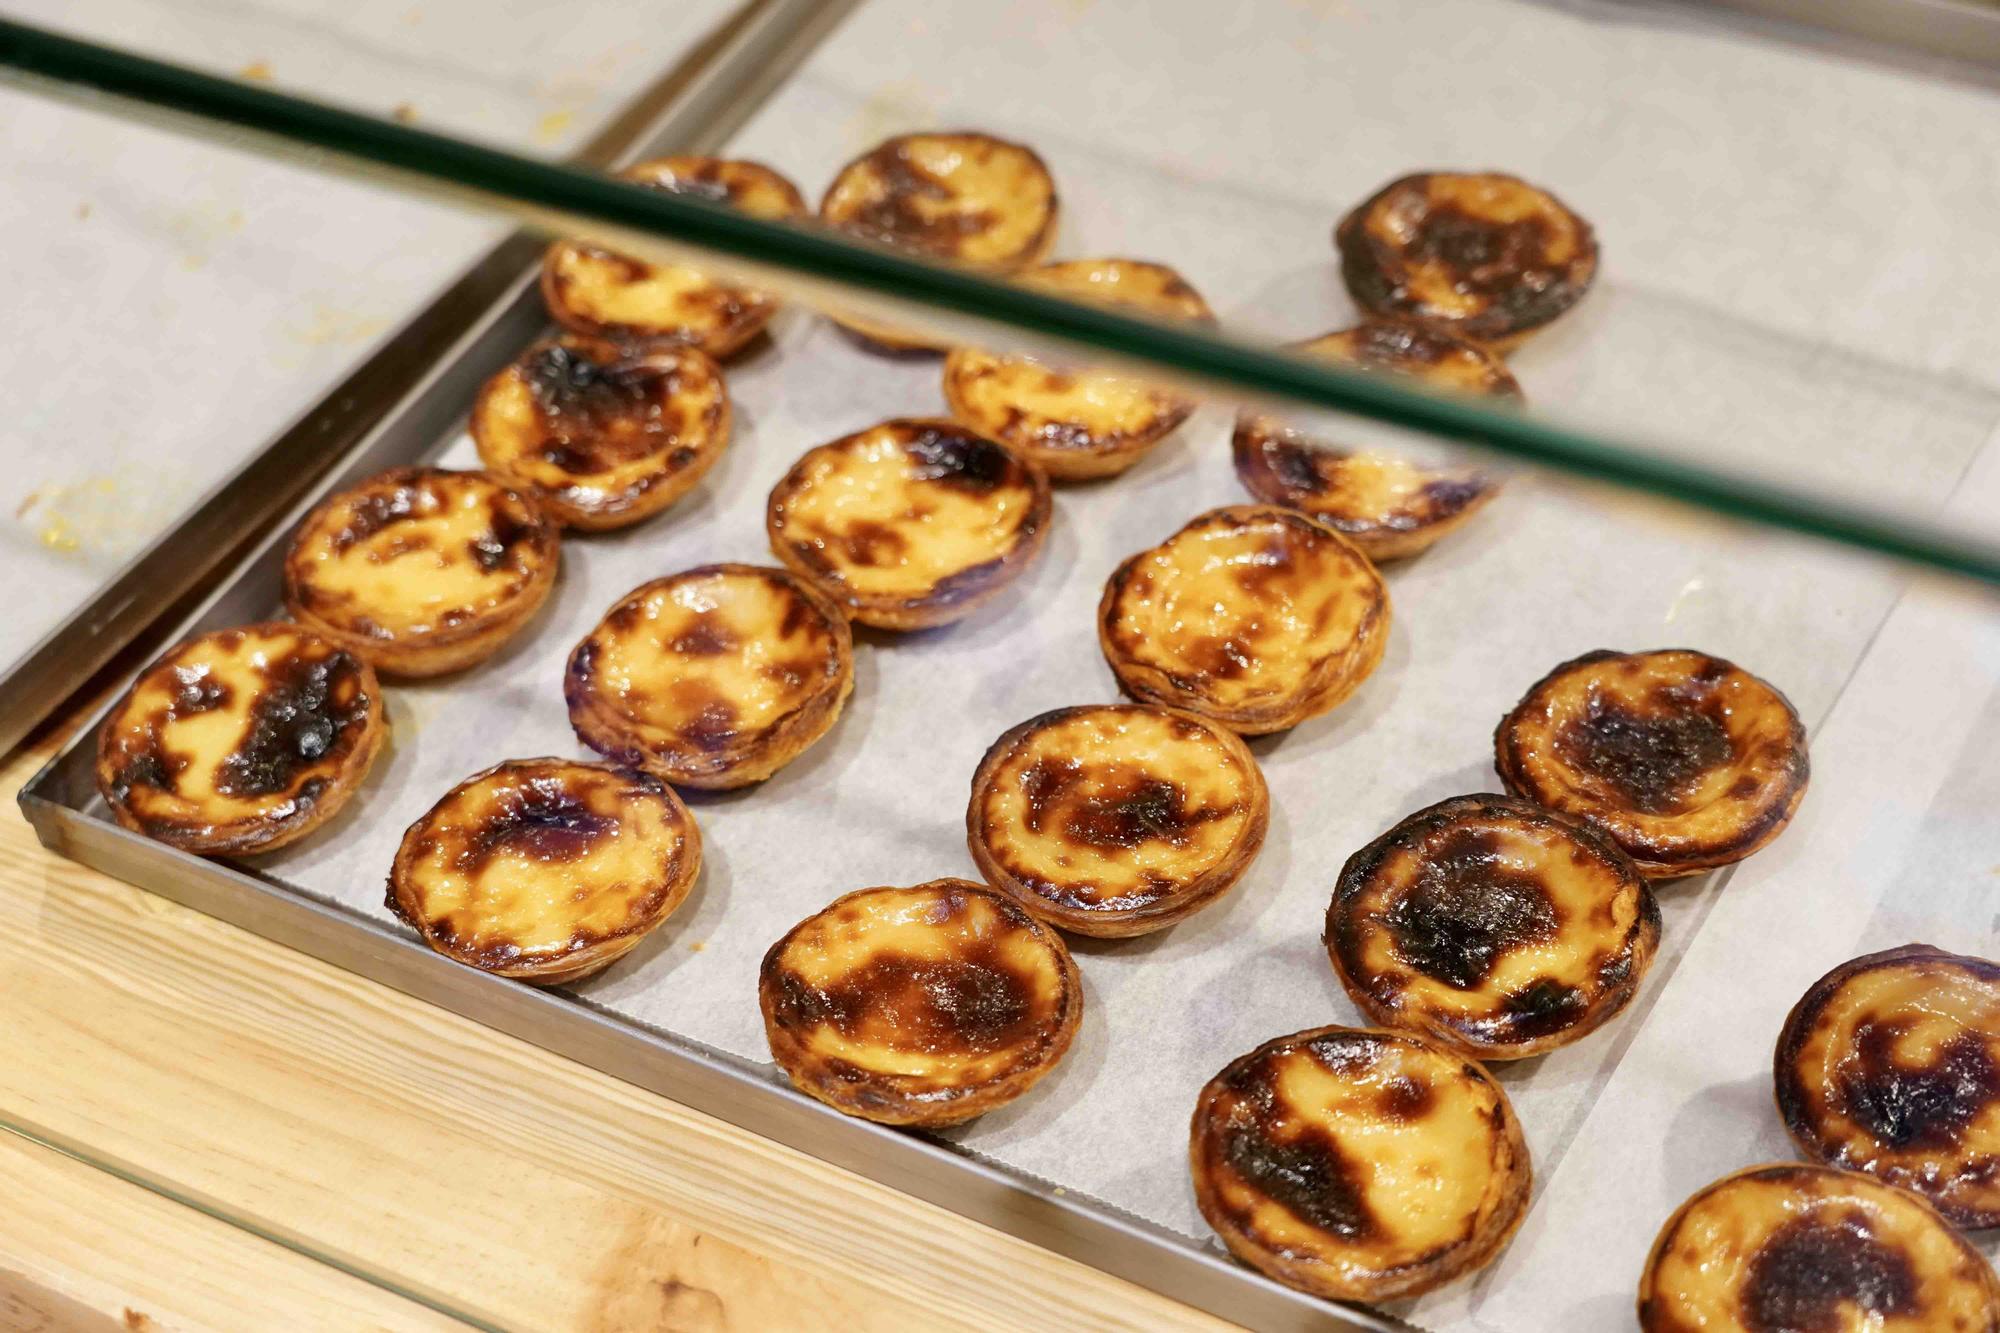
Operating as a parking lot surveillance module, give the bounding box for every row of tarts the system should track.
[88,131,1998,1324]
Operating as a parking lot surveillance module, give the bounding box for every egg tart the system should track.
[819,131,1059,352]
[759,878,1082,1126]
[1098,505,1390,735]
[1326,794,1660,1060]
[1336,172,1597,353]
[1190,1025,1531,1302]
[966,704,1269,937]
[1775,945,2000,1228]
[468,336,729,531]
[766,418,1052,630]
[943,258,1212,480]
[565,564,853,790]
[1231,321,1518,559]
[96,622,384,855]
[541,155,806,357]
[1494,649,1809,877]
[1638,1164,2000,1332]
[283,466,560,677]
[387,757,701,985]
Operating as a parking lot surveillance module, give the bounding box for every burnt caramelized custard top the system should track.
[759,879,1082,1125]
[1775,944,2000,1228]
[96,622,383,854]
[1638,1163,2000,1333]
[820,132,1057,269]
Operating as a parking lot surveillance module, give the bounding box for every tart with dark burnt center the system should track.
[1776,945,2000,1228]
[387,757,701,985]
[565,564,853,790]
[1336,171,1598,352]
[470,336,729,530]
[819,131,1059,353]
[1494,649,1808,877]
[283,466,560,677]
[1327,794,1660,1059]
[1232,320,1520,559]
[1190,1025,1531,1302]
[1638,1164,2000,1332]
[943,258,1212,480]
[759,878,1082,1125]
[1098,505,1390,734]
[96,622,385,855]
[542,155,806,356]
[766,417,1051,630]
[967,703,1269,937]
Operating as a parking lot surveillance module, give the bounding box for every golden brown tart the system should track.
[469,336,729,531]
[1494,649,1809,877]
[1637,1164,2000,1332]
[1190,1025,1531,1302]
[565,564,854,790]
[766,417,1052,630]
[1336,171,1598,352]
[1231,320,1520,559]
[387,757,701,985]
[283,466,560,677]
[759,878,1082,1125]
[943,258,1212,480]
[541,155,806,357]
[96,622,385,855]
[819,131,1059,352]
[1326,794,1660,1060]
[1098,505,1391,735]
[1776,945,2000,1228]
[967,703,1269,937]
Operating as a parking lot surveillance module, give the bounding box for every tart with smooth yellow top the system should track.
[766,418,1052,630]
[1336,171,1598,352]
[1190,1025,1531,1302]
[96,622,385,855]
[1327,794,1660,1059]
[1495,649,1809,877]
[542,155,806,357]
[283,466,560,677]
[387,757,701,985]
[1098,505,1390,735]
[759,878,1082,1125]
[967,703,1269,937]
[943,258,1211,480]
[1776,945,2000,1228]
[469,336,729,530]
[819,131,1059,352]
[1638,1163,2000,1332]
[565,564,853,790]
[1232,321,1519,559]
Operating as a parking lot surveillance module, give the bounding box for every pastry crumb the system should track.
[239,60,274,82]
[688,940,706,953]
[392,103,419,125]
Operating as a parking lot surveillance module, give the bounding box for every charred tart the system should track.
[283,466,560,677]
[967,703,1269,937]
[1231,321,1519,559]
[943,258,1212,480]
[759,878,1082,1125]
[1190,1026,1531,1302]
[387,757,700,985]
[96,622,384,855]
[1336,171,1598,352]
[766,418,1051,630]
[1776,945,2000,1228]
[565,564,853,790]
[819,131,1059,352]
[1098,505,1390,735]
[541,156,806,356]
[1327,794,1660,1059]
[1494,649,1809,877]
[1638,1164,2000,1332]
[469,336,729,530]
